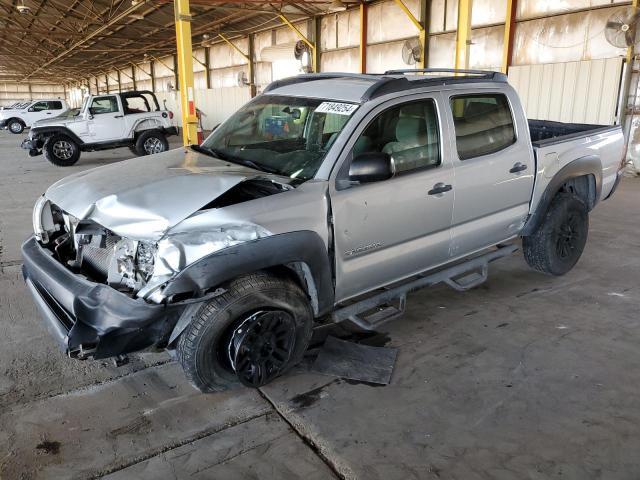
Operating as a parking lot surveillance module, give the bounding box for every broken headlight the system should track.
[32,196,56,243]
[108,239,157,291]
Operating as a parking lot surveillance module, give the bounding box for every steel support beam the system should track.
[204,46,212,89]
[150,60,157,93]
[393,0,426,68]
[105,74,109,94]
[117,70,122,93]
[174,0,199,146]
[248,34,257,97]
[501,0,517,74]
[455,0,472,70]
[360,2,367,73]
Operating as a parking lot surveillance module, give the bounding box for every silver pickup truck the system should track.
[23,69,624,392]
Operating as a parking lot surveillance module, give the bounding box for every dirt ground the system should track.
[1,131,640,480]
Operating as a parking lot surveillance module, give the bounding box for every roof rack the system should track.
[383,68,506,80]
[263,73,377,93]
[362,69,508,101]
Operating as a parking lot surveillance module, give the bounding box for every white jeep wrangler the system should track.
[0,99,69,134]
[21,91,178,166]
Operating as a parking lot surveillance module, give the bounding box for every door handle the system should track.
[509,162,527,173]
[114,115,123,118]
[45,112,51,114]
[428,183,453,195]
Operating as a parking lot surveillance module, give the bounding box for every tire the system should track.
[522,192,589,276]
[177,272,313,393]
[43,135,80,167]
[134,130,169,156]
[7,119,24,134]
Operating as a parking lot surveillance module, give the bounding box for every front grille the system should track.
[81,236,118,280]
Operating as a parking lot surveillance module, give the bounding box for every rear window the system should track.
[48,101,63,110]
[450,94,516,160]
[123,95,152,115]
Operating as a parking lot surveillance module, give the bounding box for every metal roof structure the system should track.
[0,0,329,83]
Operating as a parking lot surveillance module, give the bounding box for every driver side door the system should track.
[86,95,127,142]
[330,94,454,303]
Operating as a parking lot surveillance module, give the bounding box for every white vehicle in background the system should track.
[21,90,177,166]
[0,99,69,134]
[0,100,31,111]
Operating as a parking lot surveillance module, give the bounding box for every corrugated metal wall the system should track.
[0,83,65,107]
[508,57,624,124]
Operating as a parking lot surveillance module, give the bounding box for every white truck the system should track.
[21,90,178,166]
[0,99,69,134]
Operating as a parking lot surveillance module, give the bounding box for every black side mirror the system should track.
[349,152,394,183]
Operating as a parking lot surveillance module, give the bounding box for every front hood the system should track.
[32,115,77,128]
[45,147,286,241]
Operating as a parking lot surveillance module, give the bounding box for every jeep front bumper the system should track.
[0,119,8,129]
[21,138,43,156]
[22,236,186,359]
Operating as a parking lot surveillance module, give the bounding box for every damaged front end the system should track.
[25,176,287,360]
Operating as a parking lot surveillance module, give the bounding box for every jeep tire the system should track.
[8,119,24,134]
[134,130,169,156]
[43,134,81,167]
[177,272,313,393]
[523,192,589,276]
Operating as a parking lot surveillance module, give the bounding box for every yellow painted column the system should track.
[455,0,472,70]
[501,0,516,74]
[393,0,425,68]
[174,0,198,146]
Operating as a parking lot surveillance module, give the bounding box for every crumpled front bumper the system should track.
[21,236,186,359]
[20,137,43,156]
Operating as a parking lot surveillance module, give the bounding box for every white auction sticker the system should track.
[315,102,359,116]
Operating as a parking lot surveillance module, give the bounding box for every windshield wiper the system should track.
[191,144,280,175]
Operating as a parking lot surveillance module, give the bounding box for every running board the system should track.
[332,244,518,330]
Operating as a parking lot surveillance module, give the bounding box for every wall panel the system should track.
[508,57,623,124]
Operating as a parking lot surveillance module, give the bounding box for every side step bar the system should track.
[331,244,518,330]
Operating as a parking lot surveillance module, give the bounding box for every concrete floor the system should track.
[1,130,639,480]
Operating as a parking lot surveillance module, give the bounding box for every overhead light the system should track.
[16,1,31,14]
[202,34,210,40]
[129,13,145,20]
[327,0,347,12]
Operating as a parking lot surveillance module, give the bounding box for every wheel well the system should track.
[263,264,320,316]
[7,117,25,126]
[557,174,597,210]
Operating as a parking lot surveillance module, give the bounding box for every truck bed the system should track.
[528,119,618,148]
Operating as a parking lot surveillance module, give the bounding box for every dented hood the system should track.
[45,147,271,241]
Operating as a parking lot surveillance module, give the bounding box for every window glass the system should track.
[123,95,151,114]
[48,101,63,110]
[90,96,119,115]
[201,95,358,181]
[450,94,516,160]
[31,102,48,112]
[350,99,441,174]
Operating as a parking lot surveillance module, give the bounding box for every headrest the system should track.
[395,117,426,143]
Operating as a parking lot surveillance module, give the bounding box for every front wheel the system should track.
[43,135,80,167]
[134,130,169,156]
[8,119,24,134]
[523,192,589,276]
[176,273,313,393]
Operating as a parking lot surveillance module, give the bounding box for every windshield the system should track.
[200,95,358,181]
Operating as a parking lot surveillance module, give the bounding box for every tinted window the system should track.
[31,102,49,112]
[48,101,63,110]
[351,99,440,174]
[450,94,516,160]
[90,96,119,115]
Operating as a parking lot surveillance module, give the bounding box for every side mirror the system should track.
[87,107,95,119]
[28,107,34,112]
[348,152,394,183]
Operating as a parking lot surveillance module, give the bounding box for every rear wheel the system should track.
[8,119,24,134]
[523,192,588,275]
[43,135,80,167]
[134,130,168,156]
[176,272,313,392]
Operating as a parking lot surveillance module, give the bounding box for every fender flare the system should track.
[30,126,85,145]
[162,230,335,316]
[522,155,602,236]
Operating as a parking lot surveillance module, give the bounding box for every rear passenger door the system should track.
[445,90,535,257]
[330,94,455,303]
